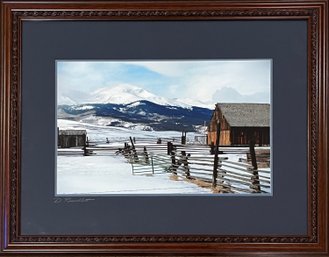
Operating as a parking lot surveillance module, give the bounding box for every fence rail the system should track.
[58,128,270,194]
[118,137,270,194]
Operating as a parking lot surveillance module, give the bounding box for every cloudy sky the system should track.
[57,60,271,106]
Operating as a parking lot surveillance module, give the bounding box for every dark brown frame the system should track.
[0,0,328,255]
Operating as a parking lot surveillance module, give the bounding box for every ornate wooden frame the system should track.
[0,0,328,255]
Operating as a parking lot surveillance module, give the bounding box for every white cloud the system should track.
[56,60,272,105]
[57,62,107,94]
[180,60,272,102]
[212,87,270,103]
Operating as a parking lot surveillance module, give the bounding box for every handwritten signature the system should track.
[54,197,95,204]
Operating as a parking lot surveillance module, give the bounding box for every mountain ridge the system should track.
[58,100,213,132]
[58,84,214,109]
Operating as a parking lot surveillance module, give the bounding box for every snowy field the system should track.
[57,119,213,195]
[56,119,271,195]
[57,119,196,143]
[57,155,212,194]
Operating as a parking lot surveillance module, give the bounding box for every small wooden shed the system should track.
[57,129,87,148]
[208,103,270,146]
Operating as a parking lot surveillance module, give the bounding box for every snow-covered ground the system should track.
[57,119,196,142]
[57,119,212,195]
[56,119,271,195]
[57,155,212,195]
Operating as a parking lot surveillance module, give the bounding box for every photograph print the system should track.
[56,60,272,195]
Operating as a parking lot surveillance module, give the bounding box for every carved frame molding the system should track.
[0,1,328,255]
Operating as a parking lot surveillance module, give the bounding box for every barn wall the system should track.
[259,127,270,146]
[207,130,231,146]
[231,127,270,146]
[220,130,231,145]
[58,135,86,148]
[207,106,231,145]
[207,105,270,146]
[208,107,230,131]
[207,131,217,145]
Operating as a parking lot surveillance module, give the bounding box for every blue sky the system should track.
[57,60,272,105]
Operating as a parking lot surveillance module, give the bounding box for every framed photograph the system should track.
[0,0,328,255]
[56,59,272,195]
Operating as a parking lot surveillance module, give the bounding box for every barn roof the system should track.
[59,129,87,136]
[216,103,270,127]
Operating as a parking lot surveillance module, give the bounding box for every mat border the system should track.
[0,0,328,255]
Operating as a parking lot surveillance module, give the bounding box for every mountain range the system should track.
[58,84,214,132]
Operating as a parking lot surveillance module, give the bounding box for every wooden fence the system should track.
[58,127,271,194]
[167,147,270,194]
[118,136,270,194]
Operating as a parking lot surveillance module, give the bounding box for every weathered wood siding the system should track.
[207,106,270,146]
[220,130,231,145]
[207,131,216,145]
[58,134,86,148]
[231,127,270,146]
[207,106,231,145]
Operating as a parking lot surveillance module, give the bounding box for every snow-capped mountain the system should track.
[58,84,214,131]
[86,84,213,108]
[58,100,212,132]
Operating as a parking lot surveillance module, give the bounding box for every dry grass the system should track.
[185,178,233,193]
[170,174,232,194]
[169,174,180,181]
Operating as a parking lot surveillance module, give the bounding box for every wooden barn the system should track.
[57,129,87,148]
[207,103,270,146]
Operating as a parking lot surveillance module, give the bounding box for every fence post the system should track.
[123,142,129,158]
[182,151,190,179]
[181,131,186,144]
[210,142,215,154]
[143,146,150,164]
[212,122,221,187]
[249,138,261,192]
[83,140,88,156]
[167,142,172,155]
[129,136,135,148]
[170,145,177,175]
[129,136,139,162]
[151,156,154,174]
